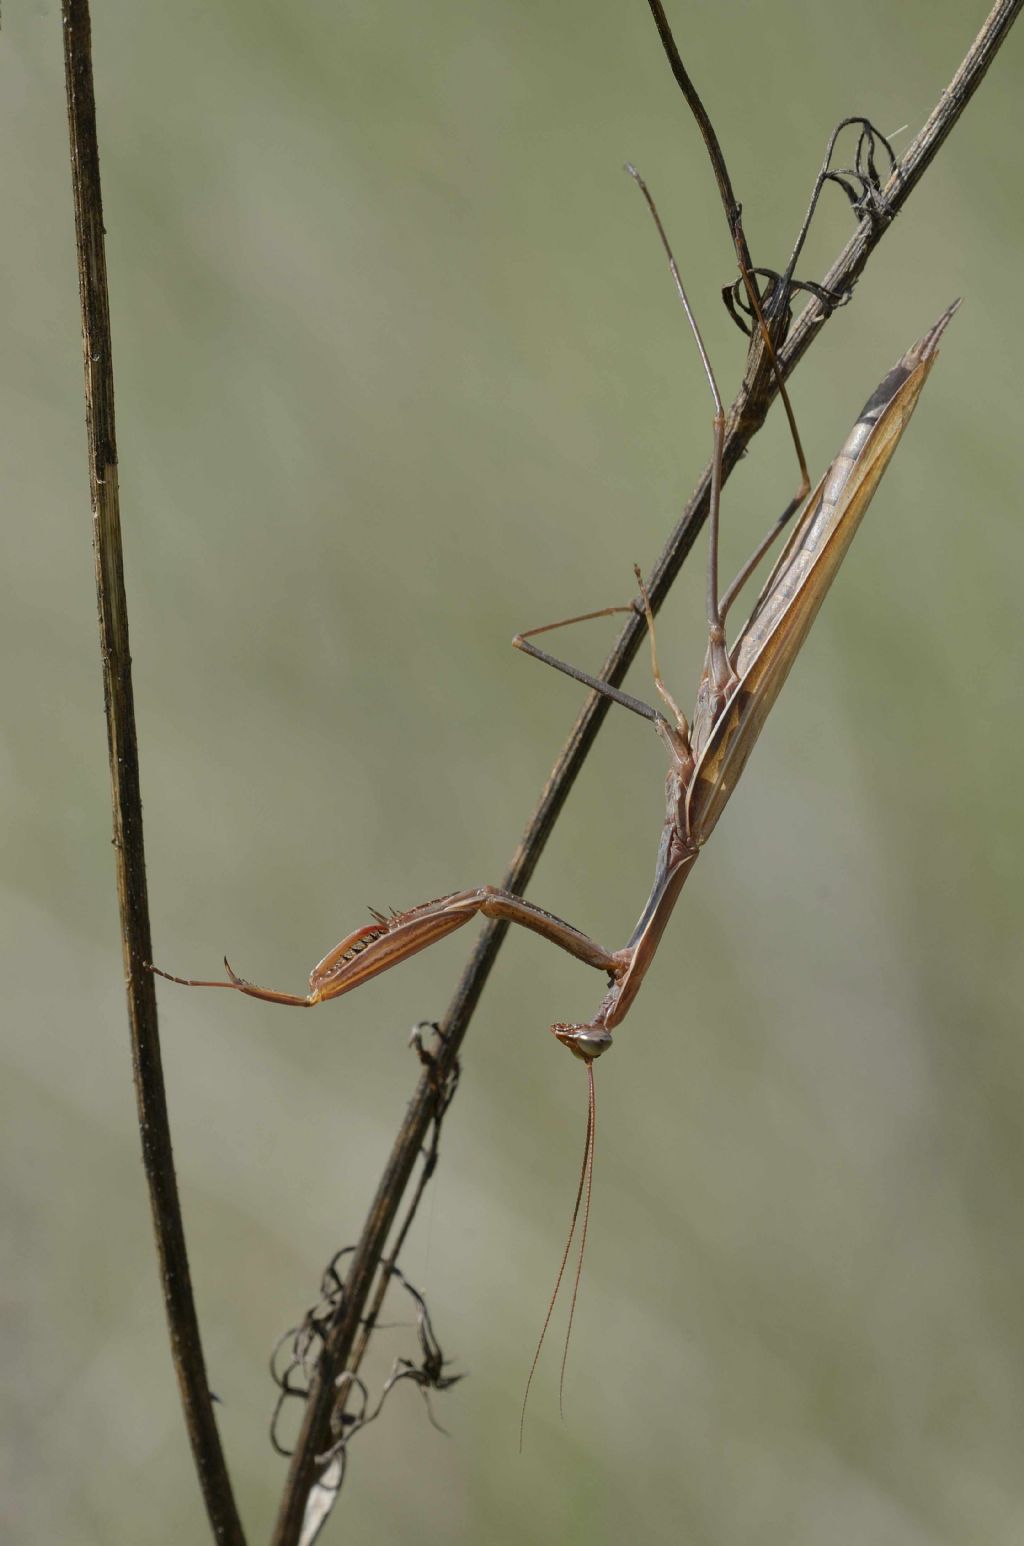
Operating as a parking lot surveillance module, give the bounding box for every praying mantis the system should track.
[150,165,957,1426]
[152,211,958,1069]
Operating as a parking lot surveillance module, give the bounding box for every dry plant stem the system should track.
[61,5,245,1542]
[272,3,1021,1539]
[645,0,755,290]
[777,0,1023,383]
[346,1047,457,1378]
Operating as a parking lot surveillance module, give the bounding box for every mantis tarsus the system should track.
[151,172,957,1422]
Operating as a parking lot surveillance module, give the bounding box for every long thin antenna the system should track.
[519,1068,596,1449]
[558,1061,597,1417]
[625,164,723,416]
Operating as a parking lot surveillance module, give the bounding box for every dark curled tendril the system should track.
[268,1048,462,1482]
[270,1247,358,1458]
[722,267,852,344]
[270,1250,462,1488]
[723,116,899,340]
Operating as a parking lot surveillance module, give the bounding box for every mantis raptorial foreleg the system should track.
[153,886,623,1011]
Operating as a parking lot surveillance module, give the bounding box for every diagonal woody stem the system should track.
[271,3,1023,1541]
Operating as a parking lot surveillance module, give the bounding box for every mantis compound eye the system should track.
[550,1023,613,1061]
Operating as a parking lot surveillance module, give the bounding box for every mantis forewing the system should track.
[687,301,959,844]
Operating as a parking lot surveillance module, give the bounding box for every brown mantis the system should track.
[152,247,957,1073]
[151,166,956,1429]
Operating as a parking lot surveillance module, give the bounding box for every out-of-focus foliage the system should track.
[2,4,1022,1542]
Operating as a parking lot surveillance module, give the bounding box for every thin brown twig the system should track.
[345,1031,460,1388]
[61,4,245,1541]
[271,2,1022,1540]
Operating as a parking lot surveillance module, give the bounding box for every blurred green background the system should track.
[3,3,1023,1542]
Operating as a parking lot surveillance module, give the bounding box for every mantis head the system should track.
[551,1022,614,1061]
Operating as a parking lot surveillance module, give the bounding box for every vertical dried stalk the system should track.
[61,3,245,1541]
